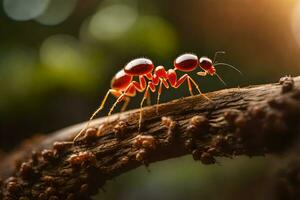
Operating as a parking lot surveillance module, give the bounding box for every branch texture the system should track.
[1,76,300,200]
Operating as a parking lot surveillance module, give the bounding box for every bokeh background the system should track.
[1,0,300,199]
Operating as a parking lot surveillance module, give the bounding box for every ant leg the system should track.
[146,94,151,106]
[174,74,188,89]
[121,97,130,112]
[188,76,211,101]
[108,80,143,115]
[162,79,169,89]
[148,81,156,106]
[174,74,211,101]
[156,79,169,114]
[145,72,153,80]
[74,89,121,142]
[139,82,155,131]
[156,79,163,114]
[187,77,194,96]
[139,75,147,90]
[197,71,207,76]
[108,94,127,116]
[139,85,150,132]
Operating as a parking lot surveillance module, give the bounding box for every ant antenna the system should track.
[215,72,227,86]
[213,51,226,63]
[214,63,243,75]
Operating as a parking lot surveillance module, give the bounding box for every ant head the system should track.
[199,57,215,75]
[174,53,199,72]
[124,58,154,76]
[111,70,133,90]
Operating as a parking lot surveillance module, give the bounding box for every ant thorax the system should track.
[154,66,168,79]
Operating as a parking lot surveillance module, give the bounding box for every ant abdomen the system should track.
[124,58,154,76]
[111,70,133,90]
[174,53,199,72]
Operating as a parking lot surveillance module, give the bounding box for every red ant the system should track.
[73,52,241,142]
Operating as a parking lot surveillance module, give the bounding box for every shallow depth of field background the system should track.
[1,0,300,199]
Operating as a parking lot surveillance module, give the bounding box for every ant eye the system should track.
[174,53,198,72]
[199,57,213,70]
[124,58,154,76]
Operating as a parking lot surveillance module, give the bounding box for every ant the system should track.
[73,51,241,142]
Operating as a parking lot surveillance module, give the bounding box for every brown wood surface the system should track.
[1,76,300,200]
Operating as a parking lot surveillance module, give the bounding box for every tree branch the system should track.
[1,76,300,200]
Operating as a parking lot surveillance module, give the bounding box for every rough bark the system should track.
[1,76,300,200]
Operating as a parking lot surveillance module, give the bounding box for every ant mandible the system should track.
[73,51,241,142]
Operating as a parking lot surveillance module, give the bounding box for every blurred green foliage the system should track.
[96,156,269,200]
[1,0,300,199]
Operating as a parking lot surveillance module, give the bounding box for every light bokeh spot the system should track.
[3,0,50,21]
[35,0,77,25]
[40,35,83,69]
[89,4,138,41]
